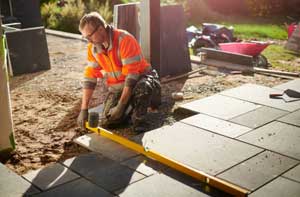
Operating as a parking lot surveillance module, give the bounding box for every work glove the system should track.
[108,102,126,121]
[77,109,88,129]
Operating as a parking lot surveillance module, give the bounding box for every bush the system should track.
[245,0,285,17]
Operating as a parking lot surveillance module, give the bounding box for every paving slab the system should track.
[121,155,168,176]
[33,178,114,197]
[282,164,300,183]
[249,177,300,197]
[230,106,288,129]
[278,109,300,127]
[0,163,40,197]
[74,133,138,162]
[181,113,252,138]
[116,173,210,197]
[179,94,260,120]
[220,83,300,112]
[238,121,300,160]
[217,151,298,191]
[132,122,262,175]
[273,79,300,92]
[62,152,145,192]
[22,163,80,191]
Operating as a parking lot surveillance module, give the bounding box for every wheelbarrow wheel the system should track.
[253,55,268,68]
[192,38,218,55]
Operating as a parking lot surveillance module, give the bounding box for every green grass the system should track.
[232,24,288,40]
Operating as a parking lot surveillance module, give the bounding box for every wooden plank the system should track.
[140,0,151,62]
[285,23,300,53]
[202,59,254,73]
[160,5,191,77]
[0,18,15,156]
[113,3,140,40]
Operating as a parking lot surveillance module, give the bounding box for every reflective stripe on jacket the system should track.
[83,26,151,90]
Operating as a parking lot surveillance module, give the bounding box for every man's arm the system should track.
[81,88,94,109]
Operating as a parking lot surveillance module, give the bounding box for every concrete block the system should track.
[274,79,300,92]
[278,109,300,127]
[283,164,300,183]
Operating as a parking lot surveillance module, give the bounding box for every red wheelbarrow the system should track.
[219,41,270,68]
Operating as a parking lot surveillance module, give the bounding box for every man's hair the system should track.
[79,12,107,32]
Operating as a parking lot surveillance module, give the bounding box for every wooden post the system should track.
[140,0,161,75]
[0,18,16,157]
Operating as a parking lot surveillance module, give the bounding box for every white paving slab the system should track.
[181,113,252,138]
[218,151,298,191]
[132,122,262,175]
[74,133,138,162]
[274,79,300,92]
[278,109,300,127]
[230,106,288,129]
[282,164,300,183]
[180,94,260,120]
[238,121,300,160]
[220,83,300,112]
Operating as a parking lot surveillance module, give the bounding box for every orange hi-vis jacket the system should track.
[83,26,151,91]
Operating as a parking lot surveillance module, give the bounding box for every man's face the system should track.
[81,23,107,45]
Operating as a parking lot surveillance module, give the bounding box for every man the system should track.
[77,12,161,132]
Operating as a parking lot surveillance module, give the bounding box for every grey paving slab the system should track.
[278,109,300,127]
[121,155,168,176]
[282,164,300,183]
[238,121,300,160]
[180,94,260,120]
[62,152,145,192]
[249,177,300,197]
[220,83,300,112]
[74,133,138,162]
[230,106,288,129]
[181,113,252,138]
[274,79,300,92]
[132,122,262,175]
[22,163,80,191]
[33,178,114,197]
[116,173,210,197]
[217,151,298,191]
[0,163,40,197]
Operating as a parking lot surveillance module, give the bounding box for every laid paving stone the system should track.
[230,106,288,129]
[217,151,298,191]
[62,152,145,192]
[0,163,40,197]
[249,177,300,197]
[282,164,300,183]
[132,122,262,175]
[181,113,252,138]
[116,173,210,197]
[22,163,80,191]
[33,178,114,197]
[179,94,260,120]
[220,83,300,112]
[121,155,168,176]
[278,109,300,127]
[74,133,138,162]
[274,79,300,92]
[238,121,300,160]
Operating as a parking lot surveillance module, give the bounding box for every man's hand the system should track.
[108,102,126,120]
[77,109,88,129]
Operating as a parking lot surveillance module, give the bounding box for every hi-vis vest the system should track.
[83,26,150,90]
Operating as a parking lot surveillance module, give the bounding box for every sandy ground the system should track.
[2,34,290,175]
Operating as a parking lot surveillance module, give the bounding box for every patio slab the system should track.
[22,163,80,191]
[274,79,300,92]
[179,94,260,120]
[116,173,210,197]
[33,178,114,197]
[74,133,138,162]
[132,122,262,175]
[220,83,300,112]
[282,164,300,183]
[0,163,40,197]
[230,106,288,129]
[249,177,300,197]
[238,121,300,160]
[278,109,300,127]
[181,113,252,138]
[217,151,298,191]
[62,152,145,192]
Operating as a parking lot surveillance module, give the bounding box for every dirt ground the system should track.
[2,34,292,175]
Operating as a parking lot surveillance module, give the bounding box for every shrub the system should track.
[245,0,285,17]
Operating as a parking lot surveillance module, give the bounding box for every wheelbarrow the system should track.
[218,41,270,68]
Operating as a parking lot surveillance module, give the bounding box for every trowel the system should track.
[269,89,300,102]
